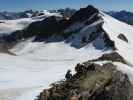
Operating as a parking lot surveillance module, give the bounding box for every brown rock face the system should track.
[37,57,133,100]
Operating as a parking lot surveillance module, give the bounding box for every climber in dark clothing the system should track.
[65,69,72,81]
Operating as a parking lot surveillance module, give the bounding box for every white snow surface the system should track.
[100,11,133,64]
[0,41,106,100]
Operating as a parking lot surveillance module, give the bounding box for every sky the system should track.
[0,0,133,12]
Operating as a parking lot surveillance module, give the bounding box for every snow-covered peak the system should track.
[62,6,133,64]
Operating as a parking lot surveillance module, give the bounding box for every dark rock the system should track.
[4,16,68,42]
[118,33,128,43]
[69,5,99,24]
[0,21,4,23]
[103,32,116,49]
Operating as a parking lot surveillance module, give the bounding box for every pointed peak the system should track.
[69,5,99,23]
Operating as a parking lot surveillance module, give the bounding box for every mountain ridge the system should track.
[0,5,115,51]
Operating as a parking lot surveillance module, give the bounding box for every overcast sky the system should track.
[0,0,132,12]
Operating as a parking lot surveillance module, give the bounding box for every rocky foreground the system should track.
[37,52,133,100]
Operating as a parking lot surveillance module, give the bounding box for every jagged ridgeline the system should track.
[37,52,133,100]
[1,5,114,49]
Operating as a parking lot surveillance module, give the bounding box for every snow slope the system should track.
[100,12,133,64]
[0,41,107,100]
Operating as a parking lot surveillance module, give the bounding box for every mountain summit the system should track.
[1,5,114,49]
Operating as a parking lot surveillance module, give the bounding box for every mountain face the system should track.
[107,10,133,25]
[0,5,133,100]
[1,5,114,50]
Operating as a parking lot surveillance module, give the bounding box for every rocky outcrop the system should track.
[37,53,133,100]
[69,5,99,24]
[90,52,127,64]
[0,21,4,23]
[103,33,116,50]
[118,33,128,43]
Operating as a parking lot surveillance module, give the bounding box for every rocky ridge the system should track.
[37,52,133,100]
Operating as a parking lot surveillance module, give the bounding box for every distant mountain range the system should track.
[0,9,133,26]
[0,10,35,20]
[0,8,76,20]
[107,10,133,25]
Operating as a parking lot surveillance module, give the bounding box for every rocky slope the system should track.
[37,52,133,100]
